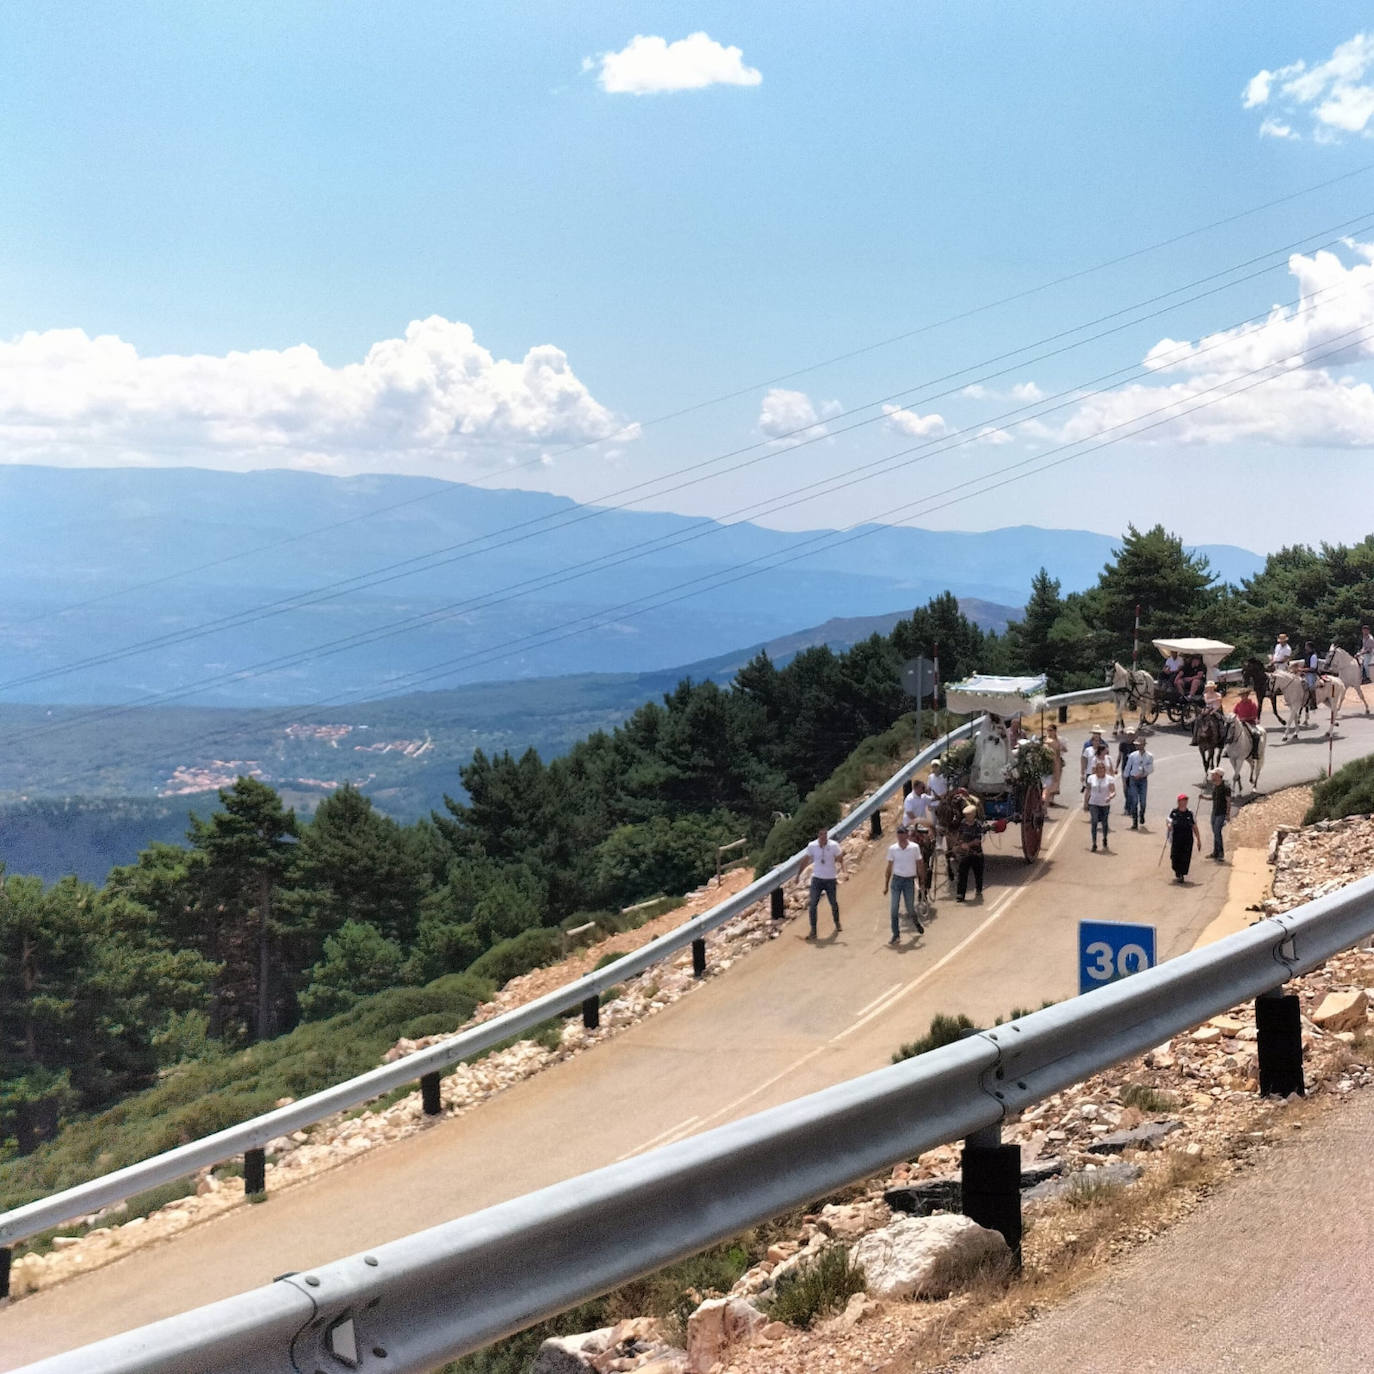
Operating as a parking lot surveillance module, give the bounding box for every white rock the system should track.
[532,1327,611,1373]
[1312,989,1368,1033]
[851,1214,1011,1301]
[685,1297,767,1374]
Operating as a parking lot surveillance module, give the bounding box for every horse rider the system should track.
[1269,632,1292,672]
[1303,640,1321,710]
[1361,625,1374,684]
[1232,685,1261,754]
[1202,679,1223,716]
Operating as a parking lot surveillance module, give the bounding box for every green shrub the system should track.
[1119,1084,1177,1113]
[465,927,563,987]
[1305,755,1374,823]
[892,1013,977,1063]
[765,1244,866,1328]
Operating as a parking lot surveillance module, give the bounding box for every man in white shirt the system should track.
[1270,633,1292,670]
[1361,625,1374,683]
[902,780,933,828]
[799,826,845,938]
[883,826,927,943]
[1162,652,1184,695]
[1121,737,1154,829]
[926,761,948,798]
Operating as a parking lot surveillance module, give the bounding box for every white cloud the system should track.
[1050,242,1374,449]
[977,426,1015,445]
[959,380,1042,402]
[0,317,637,472]
[882,403,947,438]
[758,388,835,445]
[1243,33,1374,139]
[590,32,762,95]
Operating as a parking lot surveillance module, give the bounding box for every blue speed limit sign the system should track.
[1078,920,1156,995]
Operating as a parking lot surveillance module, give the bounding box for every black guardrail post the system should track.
[1256,986,1305,1096]
[0,1245,11,1300]
[244,1147,267,1199]
[961,1123,1021,1263]
[582,996,600,1030]
[1057,704,1069,723]
[421,1071,442,1116]
[869,812,882,839]
[692,937,707,977]
[771,888,785,920]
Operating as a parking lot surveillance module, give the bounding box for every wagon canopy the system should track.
[1151,638,1235,672]
[943,673,1048,717]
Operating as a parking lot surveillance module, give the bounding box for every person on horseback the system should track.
[1303,640,1320,711]
[1360,625,1374,684]
[1232,685,1261,755]
[1202,680,1222,715]
[1269,633,1292,671]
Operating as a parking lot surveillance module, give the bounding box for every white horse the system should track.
[1273,669,1346,742]
[1107,661,1155,735]
[1221,715,1265,793]
[1323,645,1372,716]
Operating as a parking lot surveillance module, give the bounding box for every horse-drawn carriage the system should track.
[1151,637,1235,726]
[940,674,1051,862]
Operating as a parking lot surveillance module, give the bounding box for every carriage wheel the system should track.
[1020,781,1045,862]
[1165,699,1188,726]
[1144,699,1162,725]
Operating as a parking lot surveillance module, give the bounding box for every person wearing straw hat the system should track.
[952,803,984,902]
[1080,725,1107,785]
[1269,632,1292,671]
[1166,792,1201,882]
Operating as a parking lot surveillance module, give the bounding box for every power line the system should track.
[25,316,1370,791]
[7,207,1371,697]
[11,162,1373,632]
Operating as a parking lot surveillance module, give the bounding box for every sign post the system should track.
[901,655,936,753]
[1078,920,1156,996]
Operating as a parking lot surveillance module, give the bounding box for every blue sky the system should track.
[4,2,1374,552]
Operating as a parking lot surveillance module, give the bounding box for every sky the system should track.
[4,3,1374,554]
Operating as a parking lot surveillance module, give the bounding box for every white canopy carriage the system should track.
[1151,638,1236,726]
[941,674,1049,861]
[1150,638,1235,675]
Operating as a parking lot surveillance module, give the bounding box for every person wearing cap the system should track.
[1121,736,1154,828]
[1269,633,1292,671]
[1166,792,1201,882]
[1085,758,1116,852]
[1208,768,1234,861]
[951,803,984,902]
[883,826,926,943]
[926,759,949,799]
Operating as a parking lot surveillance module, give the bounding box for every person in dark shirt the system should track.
[1167,794,1201,882]
[1208,769,1233,860]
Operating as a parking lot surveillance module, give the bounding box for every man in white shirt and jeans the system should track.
[883,825,927,944]
[1121,736,1154,829]
[799,826,845,938]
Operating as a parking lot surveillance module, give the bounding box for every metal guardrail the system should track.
[0,711,997,1249]
[23,871,1374,1374]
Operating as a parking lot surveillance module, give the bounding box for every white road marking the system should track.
[855,982,903,1018]
[614,1114,701,1161]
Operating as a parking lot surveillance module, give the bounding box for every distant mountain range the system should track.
[0,465,1263,708]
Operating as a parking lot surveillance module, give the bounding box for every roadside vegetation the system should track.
[5,527,1372,1171]
[1305,754,1374,824]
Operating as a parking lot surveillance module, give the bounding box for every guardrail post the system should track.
[961,1123,1021,1263]
[0,1245,10,1300]
[1057,704,1068,723]
[244,1147,266,1198]
[770,888,785,920]
[582,995,600,1030]
[1256,987,1305,1097]
[421,1071,442,1116]
[692,937,707,978]
[869,812,882,839]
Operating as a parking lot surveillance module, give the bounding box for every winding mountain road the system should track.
[3,710,1371,1368]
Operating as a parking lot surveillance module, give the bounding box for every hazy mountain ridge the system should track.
[0,466,1262,707]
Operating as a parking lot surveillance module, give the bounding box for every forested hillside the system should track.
[3,526,1371,1163]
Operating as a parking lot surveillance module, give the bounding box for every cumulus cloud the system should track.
[960,380,1043,402]
[1050,242,1374,448]
[757,388,838,445]
[882,403,947,438]
[1243,32,1374,139]
[0,317,637,472]
[589,32,762,95]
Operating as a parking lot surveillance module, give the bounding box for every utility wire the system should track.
[7,208,1372,695]
[11,162,1373,631]
[25,316,1371,790]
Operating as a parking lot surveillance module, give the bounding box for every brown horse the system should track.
[1241,657,1285,724]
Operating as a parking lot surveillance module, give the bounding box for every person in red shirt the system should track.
[1232,686,1261,754]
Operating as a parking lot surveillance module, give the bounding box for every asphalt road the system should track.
[960,1087,1374,1373]
[4,710,1372,1368]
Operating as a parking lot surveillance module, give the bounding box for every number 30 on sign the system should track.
[1078,920,1156,996]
